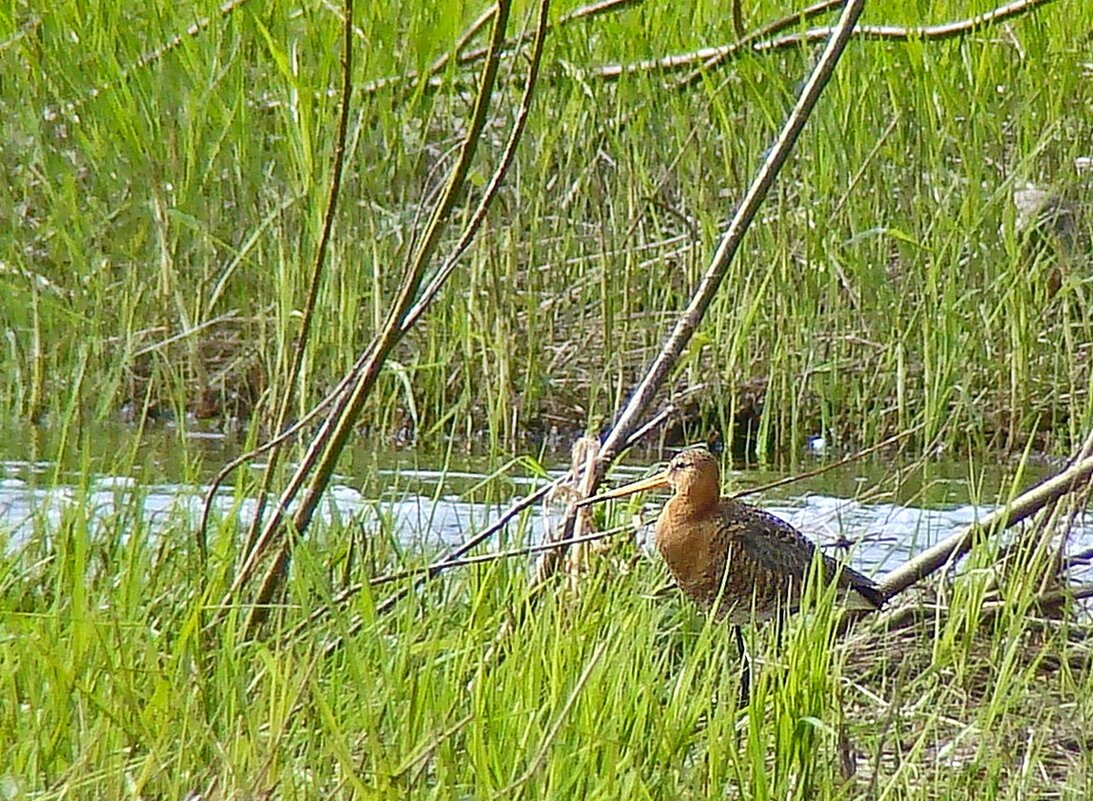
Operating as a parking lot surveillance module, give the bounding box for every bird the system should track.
[578,446,885,699]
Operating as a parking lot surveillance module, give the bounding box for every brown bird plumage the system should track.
[581,447,885,624]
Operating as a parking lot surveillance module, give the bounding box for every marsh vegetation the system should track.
[2,0,1093,797]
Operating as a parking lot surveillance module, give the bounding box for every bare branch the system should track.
[595,0,868,469]
[361,0,639,97]
[590,0,1059,85]
[878,454,1093,599]
[228,0,520,636]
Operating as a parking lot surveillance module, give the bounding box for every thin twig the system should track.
[280,483,559,644]
[769,0,1059,45]
[731,0,745,40]
[196,347,370,550]
[427,4,499,78]
[677,0,844,90]
[729,424,925,500]
[589,0,1058,85]
[229,0,518,637]
[457,0,641,65]
[202,0,357,567]
[403,0,555,332]
[371,524,632,589]
[361,0,639,97]
[132,311,241,359]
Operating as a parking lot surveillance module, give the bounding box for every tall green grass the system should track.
[2,447,1091,798]
[1,0,1091,457]
[0,383,1089,797]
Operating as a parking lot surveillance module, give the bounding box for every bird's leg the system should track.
[734,624,751,706]
[772,609,786,650]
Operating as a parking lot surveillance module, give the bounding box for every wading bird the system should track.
[578,447,885,699]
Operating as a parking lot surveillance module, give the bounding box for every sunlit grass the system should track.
[2,452,1091,798]
[3,1,1091,458]
[1,392,1091,798]
[4,3,1093,788]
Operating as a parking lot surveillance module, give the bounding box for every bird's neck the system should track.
[667,483,720,519]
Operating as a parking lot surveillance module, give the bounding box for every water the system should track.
[2,422,1092,584]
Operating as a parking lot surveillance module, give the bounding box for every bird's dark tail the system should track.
[824,554,887,611]
[844,565,886,610]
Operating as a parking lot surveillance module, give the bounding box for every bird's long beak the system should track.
[575,470,671,507]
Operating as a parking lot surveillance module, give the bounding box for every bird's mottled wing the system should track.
[727,503,818,575]
[720,501,884,611]
[699,502,817,618]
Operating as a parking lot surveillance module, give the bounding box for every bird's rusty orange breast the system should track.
[653,488,725,604]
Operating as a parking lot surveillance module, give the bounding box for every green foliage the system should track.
[2,0,1091,458]
[1,390,1092,797]
[3,453,1092,798]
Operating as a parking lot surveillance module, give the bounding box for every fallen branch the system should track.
[590,0,1059,84]
[877,453,1093,599]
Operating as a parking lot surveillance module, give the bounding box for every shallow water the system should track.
[2,422,1092,584]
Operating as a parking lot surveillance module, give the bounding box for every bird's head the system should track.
[577,446,721,510]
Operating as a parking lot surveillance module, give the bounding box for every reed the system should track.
[1,0,1089,460]
[2,437,1090,797]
